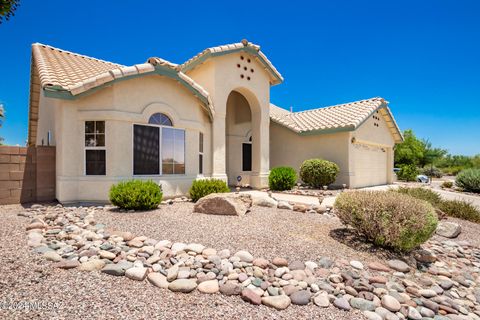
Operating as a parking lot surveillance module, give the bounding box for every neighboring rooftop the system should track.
[269,98,403,143]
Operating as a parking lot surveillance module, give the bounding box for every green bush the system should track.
[109,180,162,210]
[299,159,339,188]
[395,187,442,207]
[421,167,443,178]
[441,181,453,189]
[189,178,230,202]
[396,164,419,181]
[269,167,297,191]
[455,168,480,193]
[334,191,438,252]
[438,199,480,223]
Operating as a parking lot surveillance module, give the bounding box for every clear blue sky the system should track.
[0,1,479,155]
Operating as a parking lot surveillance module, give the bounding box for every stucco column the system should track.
[211,113,228,182]
[250,107,270,189]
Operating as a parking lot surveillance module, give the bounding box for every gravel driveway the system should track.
[0,204,367,320]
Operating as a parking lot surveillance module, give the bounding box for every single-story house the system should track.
[27,39,403,203]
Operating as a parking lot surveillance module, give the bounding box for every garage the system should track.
[351,143,388,188]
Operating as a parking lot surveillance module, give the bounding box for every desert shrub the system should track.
[269,167,297,191]
[299,158,339,188]
[441,166,464,176]
[395,187,442,207]
[334,191,438,252]
[189,178,230,202]
[109,180,162,210]
[441,181,453,189]
[438,199,480,223]
[455,168,480,193]
[396,164,419,182]
[421,167,443,178]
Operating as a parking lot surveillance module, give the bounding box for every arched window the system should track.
[148,113,172,126]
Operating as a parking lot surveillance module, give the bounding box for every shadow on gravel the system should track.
[329,227,405,261]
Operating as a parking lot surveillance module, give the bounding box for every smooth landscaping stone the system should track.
[78,259,106,271]
[197,280,219,294]
[168,279,197,293]
[147,272,169,289]
[261,295,291,310]
[234,250,254,263]
[277,201,293,210]
[350,297,376,311]
[272,257,288,267]
[436,222,462,238]
[333,297,351,311]
[350,260,364,270]
[99,250,116,260]
[241,288,261,305]
[43,251,62,262]
[220,283,242,296]
[387,260,410,273]
[381,295,401,312]
[364,311,383,320]
[125,267,148,281]
[289,260,305,271]
[252,194,278,208]
[290,290,311,305]
[313,294,330,307]
[52,260,79,269]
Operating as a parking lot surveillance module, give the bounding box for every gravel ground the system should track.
[97,202,400,264]
[0,204,366,320]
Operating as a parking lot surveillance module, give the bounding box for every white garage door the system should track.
[353,145,388,188]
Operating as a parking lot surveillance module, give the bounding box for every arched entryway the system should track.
[225,90,256,186]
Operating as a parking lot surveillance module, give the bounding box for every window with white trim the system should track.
[199,132,204,175]
[85,121,106,175]
[133,113,185,175]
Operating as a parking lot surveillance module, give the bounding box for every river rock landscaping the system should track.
[7,201,480,320]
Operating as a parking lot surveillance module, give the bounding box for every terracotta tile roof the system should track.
[28,43,216,145]
[270,97,403,143]
[180,39,283,85]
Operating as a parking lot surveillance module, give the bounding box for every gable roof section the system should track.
[180,39,284,85]
[270,97,403,143]
[28,43,215,145]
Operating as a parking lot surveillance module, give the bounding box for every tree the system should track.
[0,0,20,24]
[394,129,425,166]
[420,139,447,168]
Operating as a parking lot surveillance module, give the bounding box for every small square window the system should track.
[86,150,106,175]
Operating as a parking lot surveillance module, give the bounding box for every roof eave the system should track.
[181,45,284,86]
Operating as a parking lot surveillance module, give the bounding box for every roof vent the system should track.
[241,39,248,46]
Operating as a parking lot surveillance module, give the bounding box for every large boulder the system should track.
[193,193,252,216]
[436,222,461,238]
[252,194,278,208]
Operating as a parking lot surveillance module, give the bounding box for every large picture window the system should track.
[133,125,159,175]
[133,113,185,175]
[85,121,106,175]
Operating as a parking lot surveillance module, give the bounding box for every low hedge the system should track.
[456,168,480,193]
[269,167,297,191]
[335,190,438,252]
[109,180,162,210]
[299,158,339,188]
[189,178,230,202]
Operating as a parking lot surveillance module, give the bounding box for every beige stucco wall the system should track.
[36,92,59,146]
[269,122,351,186]
[186,52,272,188]
[49,74,212,202]
[348,111,395,188]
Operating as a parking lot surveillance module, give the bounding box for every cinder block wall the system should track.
[0,146,55,205]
